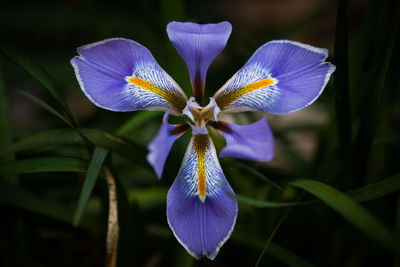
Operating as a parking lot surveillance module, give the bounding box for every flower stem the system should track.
[104,166,119,267]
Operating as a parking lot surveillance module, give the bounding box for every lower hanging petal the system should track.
[167,135,238,259]
[146,112,188,179]
[217,117,274,161]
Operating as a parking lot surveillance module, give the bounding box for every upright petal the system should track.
[70,38,188,115]
[167,135,238,260]
[146,112,188,179]
[167,21,232,104]
[214,40,335,114]
[215,117,274,161]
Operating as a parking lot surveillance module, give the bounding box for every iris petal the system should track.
[167,21,232,104]
[146,112,187,179]
[167,135,238,259]
[214,40,335,114]
[71,38,187,114]
[218,117,274,161]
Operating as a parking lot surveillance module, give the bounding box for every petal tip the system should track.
[146,151,163,179]
[71,37,187,113]
[167,21,232,35]
[167,136,238,260]
[167,196,238,260]
[218,118,274,161]
[166,215,203,259]
[269,39,330,58]
[327,61,336,73]
[206,201,238,260]
[146,112,181,180]
[166,21,232,89]
[76,37,129,54]
[69,56,77,66]
[214,39,334,114]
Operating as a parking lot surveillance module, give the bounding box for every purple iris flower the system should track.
[70,21,335,260]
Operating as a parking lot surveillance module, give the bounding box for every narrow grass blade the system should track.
[347,172,400,202]
[235,172,400,208]
[19,91,74,127]
[0,183,101,231]
[0,42,78,126]
[73,147,108,226]
[0,157,88,175]
[234,194,303,208]
[0,128,147,164]
[234,162,283,191]
[0,43,93,149]
[232,232,315,267]
[255,207,293,267]
[19,92,93,148]
[116,111,161,136]
[290,179,400,252]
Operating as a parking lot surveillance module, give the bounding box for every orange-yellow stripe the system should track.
[194,135,207,200]
[215,78,275,111]
[128,77,186,112]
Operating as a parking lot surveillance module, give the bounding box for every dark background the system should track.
[1,0,400,266]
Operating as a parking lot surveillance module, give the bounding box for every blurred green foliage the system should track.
[1,0,400,266]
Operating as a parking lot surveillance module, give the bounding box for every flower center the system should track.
[183,97,220,135]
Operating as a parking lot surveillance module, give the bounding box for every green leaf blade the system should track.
[0,42,78,126]
[234,172,400,209]
[73,146,108,226]
[0,157,88,175]
[234,163,283,191]
[0,183,101,231]
[232,232,315,267]
[234,194,303,208]
[19,91,73,127]
[0,128,147,164]
[116,111,161,137]
[290,179,400,252]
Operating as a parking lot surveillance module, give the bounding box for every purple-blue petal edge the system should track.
[166,21,232,87]
[219,117,274,161]
[146,112,179,179]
